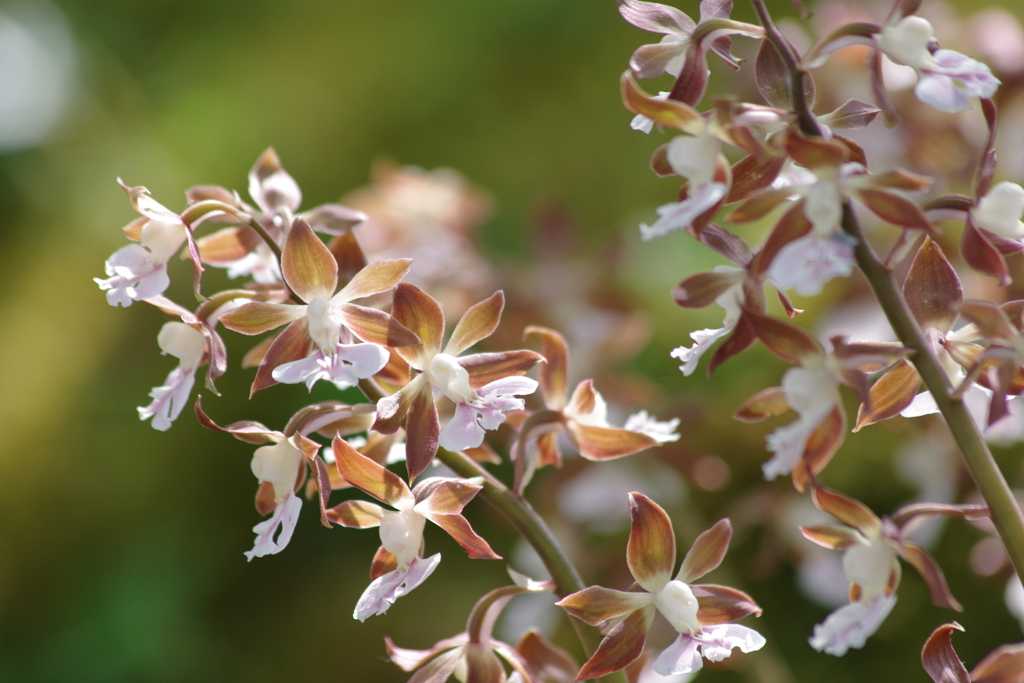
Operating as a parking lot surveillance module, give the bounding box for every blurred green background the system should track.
[3,0,1024,681]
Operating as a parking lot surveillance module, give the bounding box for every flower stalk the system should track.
[750,0,1024,585]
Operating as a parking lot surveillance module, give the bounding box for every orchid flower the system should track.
[372,284,542,481]
[327,437,500,621]
[801,486,985,656]
[138,322,207,431]
[190,148,368,283]
[385,571,560,682]
[95,182,188,307]
[219,219,419,394]
[557,493,764,678]
[877,16,999,113]
[516,327,678,473]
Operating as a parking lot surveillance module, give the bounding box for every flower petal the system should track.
[921,622,970,683]
[652,634,703,677]
[281,218,338,303]
[677,518,732,583]
[627,492,676,593]
[332,435,413,507]
[808,594,897,656]
[576,605,656,680]
[556,586,655,626]
[444,290,504,357]
[697,623,766,662]
[244,493,302,561]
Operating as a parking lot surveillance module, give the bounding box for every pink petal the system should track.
[138,366,198,431]
[272,342,389,391]
[244,493,302,561]
[653,634,703,676]
[808,594,897,656]
[353,553,441,621]
[439,402,486,452]
[915,74,971,113]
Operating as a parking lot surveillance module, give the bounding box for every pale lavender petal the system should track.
[439,402,486,452]
[653,634,703,676]
[767,232,857,297]
[808,594,897,656]
[900,391,940,418]
[631,112,657,134]
[478,375,540,398]
[137,366,197,431]
[915,74,971,113]
[337,342,390,379]
[130,264,172,301]
[244,493,303,562]
[639,183,727,241]
[95,244,167,307]
[272,353,324,387]
[624,409,680,443]
[696,624,766,662]
[353,553,442,622]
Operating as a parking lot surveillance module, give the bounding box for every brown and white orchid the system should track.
[372,283,542,481]
[327,437,500,621]
[219,218,420,394]
[557,493,764,679]
[801,485,986,656]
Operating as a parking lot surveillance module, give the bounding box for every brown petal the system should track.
[891,503,989,532]
[899,542,963,611]
[868,168,934,191]
[856,188,934,232]
[393,282,446,367]
[727,188,794,223]
[281,218,338,302]
[620,71,704,134]
[555,587,654,626]
[691,583,762,624]
[651,143,674,177]
[962,219,1010,285]
[921,623,970,683]
[818,99,882,131]
[242,335,275,368]
[566,422,659,461]
[220,301,304,335]
[799,524,863,550]
[755,36,792,109]
[734,386,789,423]
[334,258,412,303]
[745,309,823,365]
[463,643,505,683]
[724,153,787,205]
[460,351,544,388]
[784,129,847,170]
[406,385,440,482]
[445,291,504,357]
[617,0,695,35]
[903,238,962,333]
[811,486,881,537]
[793,404,846,491]
[958,300,1019,342]
[250,318,312,396]
[326,499,386,528]
[414,477,484,515]
[627,492,676,592]
[427,513,501,560]
[666,42,709,107]
[971,642,1024,683]
[854,360,921,431]
[373,378,424,435]
[338,303,422,347]
[196,226,261,265]
[677,518,731,583]
[327,230,368,285]
[332,435,413,507]
[695,222,755,267]
[525,326,569,410]
[193,396,280,444]
[515,630,578,683]
[707,315,758,376]
[575,605,654,681]
[673,270,745,309]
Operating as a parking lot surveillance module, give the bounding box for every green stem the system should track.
[750,0,1024,589]
[840,205,1024,580]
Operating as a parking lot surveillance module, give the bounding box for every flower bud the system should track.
[655,579,701,634]
[971,181,1024,239]
[251,439,304,502]
[157,322,206,369]
[306,298,342,353]
[429,353,477,404]
[379,508,427,569]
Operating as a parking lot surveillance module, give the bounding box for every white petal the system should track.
[439,402,486,452]
[767,232,856,297]
[763,414,820,480]
[624,410,680,442]
[900,391,939,418]
[808,594,897,656]
[697,624,766,661]
[639,183,727,241]
[137,366,197,431]
[670,323,734,377]
[244,493,302,561]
